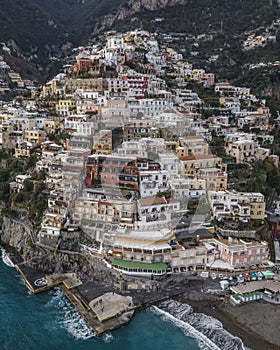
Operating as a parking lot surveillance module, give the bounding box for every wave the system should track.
[46,288,94,340]
[153,300,245,350]
[152,306,220,350]
[44,288,116,343]
[1,249,15,267]
[60,311,94,340]
[102,332,114,343]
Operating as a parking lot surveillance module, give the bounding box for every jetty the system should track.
[14,264,82,294]
[13,263,189,336]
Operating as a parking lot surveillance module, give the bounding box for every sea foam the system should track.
[152,306,220,350]
[153,300,246,350]
[46,288,95,340]
[1,249,14,268]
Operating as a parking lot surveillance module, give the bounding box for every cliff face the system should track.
[0,217,32,258]
[0,216,115,281]
[116,0,184,19]
[91,0,183,32]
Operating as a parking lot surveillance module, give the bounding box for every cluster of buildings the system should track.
[0,52,33,93]
[2,29,279,276]
[243,19,280,51]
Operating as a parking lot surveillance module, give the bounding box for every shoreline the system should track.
[177,295,280,350]
[2,247,279,349]
[0,247,187,336]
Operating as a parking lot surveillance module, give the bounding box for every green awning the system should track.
[112,258,167,271]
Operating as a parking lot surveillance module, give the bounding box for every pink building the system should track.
[199,73,215,87]
[204,238,269,269]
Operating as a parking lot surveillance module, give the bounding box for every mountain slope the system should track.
[0,0,62,53]
[0,0,279,91]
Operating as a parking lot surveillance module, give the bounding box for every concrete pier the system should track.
[15,264,83,294]
[14,264,137,336]
[13,263,189,336]
[61,286,135,336]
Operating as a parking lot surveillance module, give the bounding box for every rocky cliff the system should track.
[0,216,120,283]
[0,216,78,271]
[116,0,184,20]
[0,217,33,261]
[90,0,183,33]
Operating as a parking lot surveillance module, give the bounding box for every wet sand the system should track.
[178,291,280,350]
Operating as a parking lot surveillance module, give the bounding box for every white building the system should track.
[128,98,172,118]
[139,170,170,198]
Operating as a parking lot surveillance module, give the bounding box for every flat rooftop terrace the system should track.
[231,280,280,295]
[89,292,133,322]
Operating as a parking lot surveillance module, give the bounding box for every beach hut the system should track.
[237,274,245,283]
[242,273,251,282]
[249,272,257,281]
[256,271,264,280]
[262,270,275,280]
[241,294,249,303]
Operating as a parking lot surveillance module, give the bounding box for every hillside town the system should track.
[1,29,280,284]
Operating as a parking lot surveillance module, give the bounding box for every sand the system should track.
[177,280,280,350]
[222,301,280,349]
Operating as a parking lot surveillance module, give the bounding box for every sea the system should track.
[0,249,246,350]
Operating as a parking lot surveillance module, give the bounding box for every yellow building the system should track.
[197,168,228,191]
[24,129,46,145]
[56,99,76,116]
[73,194,135,227]
[92,130,113,155]
[208,191,266,222]
[14,144,32,158]
[179,155,226,178]
[66,78,108,93]
[44,119,61,134]
[249,194,266,220]
[171,245,214,272]
[175,136,209,157]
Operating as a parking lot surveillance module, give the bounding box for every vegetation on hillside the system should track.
[0,151,48,228]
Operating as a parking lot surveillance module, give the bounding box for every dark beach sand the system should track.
[178,293,280,350]
[174,279,280,350]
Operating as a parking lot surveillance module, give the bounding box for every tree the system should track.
[242,124,250,133]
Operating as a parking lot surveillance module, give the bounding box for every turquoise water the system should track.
[0,254,201,350]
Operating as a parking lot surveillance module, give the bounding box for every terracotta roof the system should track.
[184,136,204,140]
[179,155,219,161]
[216,83,231,86]
[138,197,167,206]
